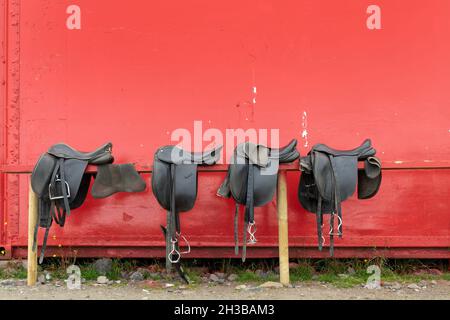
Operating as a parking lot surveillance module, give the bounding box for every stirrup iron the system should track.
[176,232,191,255]
[247,222,257,244]
[168,238,181,263]
[49,178,71,200]
[328,213,343,236]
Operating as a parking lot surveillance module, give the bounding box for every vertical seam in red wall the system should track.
[1,0,21,248]
[0,0,7,245]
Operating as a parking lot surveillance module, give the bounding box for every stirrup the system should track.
[168,238,181,263]
[328,213,343,236]
[247,222,257,244]
[176,232,191,255]
[49,178,71,200]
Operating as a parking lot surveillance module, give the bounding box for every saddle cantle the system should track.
[297,139,382,256]
[217,139,300,261]
[151,144,222,283]
[31,142,114,263]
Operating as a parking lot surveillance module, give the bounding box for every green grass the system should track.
[1,258,449,288]
[235,271,278,283]
[291,263,314,281]
[0,264,27,279]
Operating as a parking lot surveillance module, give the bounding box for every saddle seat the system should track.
[236,139,299,167]
[47,142,113,164]
[156,145,220,165]
[313,139,375,157]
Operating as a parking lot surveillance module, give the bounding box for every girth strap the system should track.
[163,163,189,284]
[39,226,51,264]
[242,221,248,262]
[35,159,71,264]
[58,158,71,217]
[316,196,323,251]
[234,203,239,255]
[244,164,255,224]
[328,155,343,257]
[241,164,255,262]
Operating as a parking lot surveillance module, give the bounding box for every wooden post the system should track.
[27,180,38,286]
[277,170,290,285]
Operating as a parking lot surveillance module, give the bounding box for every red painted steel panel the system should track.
[1,0,449,258]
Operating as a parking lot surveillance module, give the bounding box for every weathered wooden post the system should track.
[277,170,290,285]
[27,180,38,286]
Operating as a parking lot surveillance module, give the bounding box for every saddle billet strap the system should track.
[48,159,71,219]
[242,163,256,262]
[34,161,63,263]
[58,158,71,217]
[52,203,66,227]
[32,203,43,252]
[328,155,341,257]
[234,203,239,255]
[245,164,255,224]
[167,163,179,263]
[39,226,51,264]
[242,221,248,262]
[316,196,323,251]
[167,163,189,284]
[39,201,60,264]
[329,156,343,238]
[216,169,231,199]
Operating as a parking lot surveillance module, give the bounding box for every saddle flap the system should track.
[152,150,200,213]
[313,152,358,202]
[172,164,198,212]
[69,174,92,210]
[252,163,278,206]
[358,156,382,199]
[31,153,58,197]
[53,159,89,204]
[358,169,382,200]
[298,170,334,214]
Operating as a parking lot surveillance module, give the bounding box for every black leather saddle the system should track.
[31,143,146,263]
[31,143,113,263]
[217,139,300,261]
[297,139,382,256]
[151,145,222,283]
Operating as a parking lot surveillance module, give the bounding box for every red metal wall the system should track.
[1,0,449,259]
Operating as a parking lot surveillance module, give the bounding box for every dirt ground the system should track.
[1,280,449,300]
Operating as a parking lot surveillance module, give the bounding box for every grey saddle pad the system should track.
[91,163,147,199]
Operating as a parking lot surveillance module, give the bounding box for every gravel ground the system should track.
[0,280,448,300]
